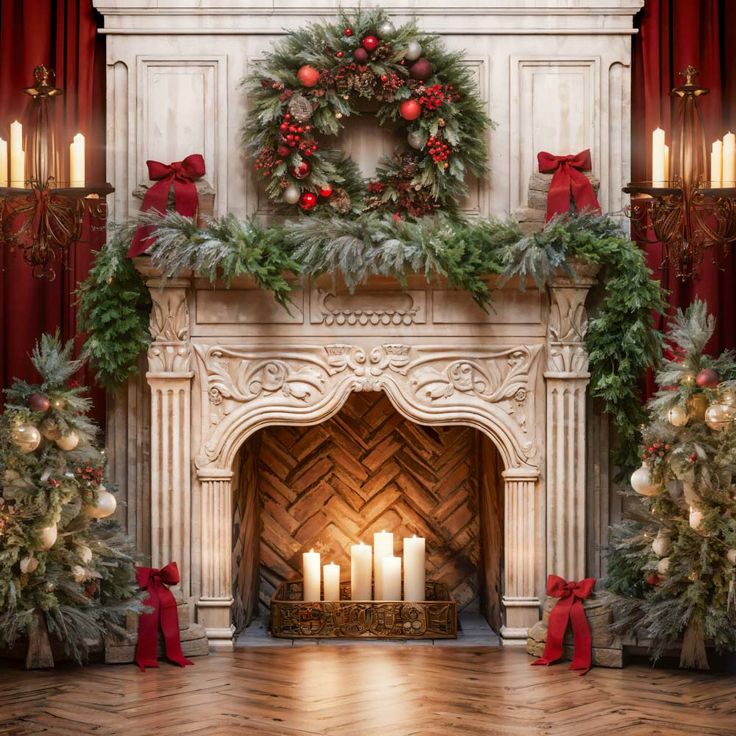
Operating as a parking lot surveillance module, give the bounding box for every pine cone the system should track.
[329,188,352,214]
[288,94,314,122]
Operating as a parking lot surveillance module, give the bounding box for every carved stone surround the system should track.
[136,265,598,647]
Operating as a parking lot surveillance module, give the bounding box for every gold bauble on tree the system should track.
[11,423,41,454]
[704,402,736,431]
[86,487,117,519]
[687,393,709,421]
[38,524,58,551]
[40,418,62,441]
[720,387,736,406]
[652,530,672,557]
[679,370,696,387]
[656,557,671,575]
[630,464,661,496]
[667,404,689,427]
[55,431,79,451]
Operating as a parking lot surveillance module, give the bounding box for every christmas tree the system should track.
[0,334,140,667]
[606,301,736,670]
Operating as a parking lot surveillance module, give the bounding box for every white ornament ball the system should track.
[652,530,672,558]
[20,556,39,574]
[405,40,422,61]
[630,464,661,497]
[656,557,671,575]
[377,20,395,38]
[77,545,93,564]
[87,487,117,519]
[667,404,689,427]
[721,388,736,406]
[71,564,87,583]
[727,549,736,565]
[283,185,301,205]
[689,506,704,530]
[55,431,79,451]
[12,423,41,454]
[704,402,736,431]
[407,130,426,149]
[38,524,58,551]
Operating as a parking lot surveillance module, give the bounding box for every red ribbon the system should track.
[532,574,596,675]
[134,562,193,672]
[128,154,206,257]
[537,149,601,222]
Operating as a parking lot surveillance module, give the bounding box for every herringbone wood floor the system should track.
[1,647,734,736]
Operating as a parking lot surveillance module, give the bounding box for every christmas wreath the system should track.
[244,9,491,218]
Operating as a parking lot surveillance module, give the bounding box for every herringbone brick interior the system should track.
[233,392,502,623]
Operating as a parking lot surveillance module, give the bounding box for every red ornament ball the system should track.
[646,573,661,586]
[291,161,311,180]
[353,47,369,63]
[276,145,291,158]
[319,184,333,197]
[696,367,719,388]
[29,393,50,413]
[336,51,344,59]
[409,58,433,81]
[362,36,379,52]
[297,65,321,88]
[299,192,318,210]
[344,28,353,37]
[399,99,422,121]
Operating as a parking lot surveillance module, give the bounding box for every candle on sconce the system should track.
[302,549,321,601]
[723,131,736,186]
[323,562,340,602]
[373,530,394,600]
[0,138,7,187]
[652,127,666,187]
[380,556,402,600]
[403,534,426,601]
[663,144,670,184]
[350,542,372,600]
[9,121,24,187]
[69,133,85,188]
[712,139,723,187]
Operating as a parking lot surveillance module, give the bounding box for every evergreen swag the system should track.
[79,210,663,474]
[243,8,490,217]
[605,302,736,670]
[0,335,141,664]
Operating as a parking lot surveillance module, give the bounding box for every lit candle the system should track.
[0,138,7,187]
[652,127,666,187]
[723,131,736,186]
[70,133,85,188]
[380,556,402,600]
[9,121,24,187]
[323,562,340,602]
[302,549,321,601]
[373,530,393,600]
[711,139,723,187]
[403,535,426,601]
[663,144,670,184]
[350,542,372,600]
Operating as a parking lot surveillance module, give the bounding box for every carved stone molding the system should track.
[147,285,192,375]
[311,288,425,326]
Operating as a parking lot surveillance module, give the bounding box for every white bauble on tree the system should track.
[405,40,422,61]
[631,464,661,496]
[652,530,672,557]
[20,556,39,574]
[283,185,301,205]
[11,423,41,454]
[377,20,395,38]
[727,549,736,565]
[77,544,93,564]
[71,565,88,583]
[86,487,117,519]
[656,557,671,575]
[55,431,79,451]
[667,404,689,427]
[407,130,426,149]
[38,524,58,551]
[689,506,704,530]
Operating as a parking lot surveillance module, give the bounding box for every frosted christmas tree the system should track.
[606,301,736,669]
[0,335,140,667]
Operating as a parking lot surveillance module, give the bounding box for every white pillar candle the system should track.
[70,133,85,188]
[652,127,666,186]
[403,535,426,601]
[323,562,340,602]
[723,131,736,186]
[373,530,393,600]
[9,121,24,187]
[711,139,723,187]
[302,549,321,601]
[350,542,372,600]
[380,556,402,600]
[663,144,670,184]
[0,138,7,187]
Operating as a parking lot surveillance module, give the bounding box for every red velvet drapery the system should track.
[0,0,105,419]
[632,0,736,353]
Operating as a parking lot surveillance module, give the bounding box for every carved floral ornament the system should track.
[193,342,542,466]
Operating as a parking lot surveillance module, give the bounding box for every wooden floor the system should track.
[1,646,735,736]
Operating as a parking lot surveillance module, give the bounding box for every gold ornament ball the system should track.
[687,393,708,421]
[680,371,696,387]
[667,405,689,427]
[630,464,661,496]
[689,506,704,530]
[55,431,79,451]
[87,487,117,519]
[20,556,39,574]
[656,557,670,575]
[704,402,736,431]
[652,530,672,557]
[51,397,65,410]
[77,544,93,564]
[38,524,58,551]
[727,549,736,565]
[720,388,736,406]
[12,423,41,454]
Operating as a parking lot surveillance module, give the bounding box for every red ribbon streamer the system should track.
[531,574,596,675]
[134,562,193,672]
[128,154,206,257]
[537,149,601,222]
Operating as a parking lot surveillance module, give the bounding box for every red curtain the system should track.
[0,0,106,420]
[632,0,736,354]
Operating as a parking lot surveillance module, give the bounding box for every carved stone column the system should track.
[545,260,600,581]
[197,468,235,645]
[502,467,541,640]
[141,271,193,599]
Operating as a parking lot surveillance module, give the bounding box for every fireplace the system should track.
[135,264,599,647]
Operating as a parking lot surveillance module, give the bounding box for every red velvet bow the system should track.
[537,149,601,222]
[128,154,206,257]
[134,562,193,672]
[532,574,596,675]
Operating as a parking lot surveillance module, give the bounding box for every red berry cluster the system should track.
[641,441,671,463]
[278,114,317,152]
[378,71,404,95]
[418,84,459,111]
[427,135,451,165]
[367,181,384,194]
[75,464,104,488]
[261,78,285,92]
[255,147,276,176]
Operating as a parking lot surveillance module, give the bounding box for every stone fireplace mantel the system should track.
[135,262,599,646]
